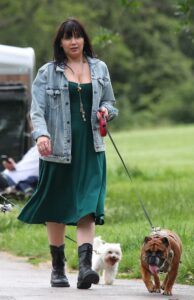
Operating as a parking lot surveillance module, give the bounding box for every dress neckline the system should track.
[68,81,92,85]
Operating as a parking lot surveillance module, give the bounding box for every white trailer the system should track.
[0,44,35,97]
[0,45,35,160]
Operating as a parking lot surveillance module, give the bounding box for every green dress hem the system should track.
[18,212,104,226]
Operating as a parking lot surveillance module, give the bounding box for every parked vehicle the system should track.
[0,45,35,162]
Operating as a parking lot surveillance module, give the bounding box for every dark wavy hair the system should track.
[53,18,94,64]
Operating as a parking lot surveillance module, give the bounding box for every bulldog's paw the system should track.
[148,286,161,293]
[163,289,172,296]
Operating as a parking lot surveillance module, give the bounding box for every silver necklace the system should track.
[66,62,86,122]
[77,83,86,122]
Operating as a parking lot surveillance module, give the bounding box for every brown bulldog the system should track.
[140,229,182,296]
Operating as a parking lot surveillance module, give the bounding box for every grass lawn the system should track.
[0,124,194,284]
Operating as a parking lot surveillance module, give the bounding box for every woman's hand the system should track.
[2,158,16,171]
[96,106,108,120]
[37,136,52,157]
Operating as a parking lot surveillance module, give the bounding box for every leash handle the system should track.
[99,111,107,137]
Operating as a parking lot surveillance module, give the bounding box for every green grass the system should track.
[0,124,194,284]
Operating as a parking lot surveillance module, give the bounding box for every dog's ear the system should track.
[143,236,152,244]
[162,237,169,247]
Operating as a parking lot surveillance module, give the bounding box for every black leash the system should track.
[107,129,155,230]
[65,235,76,243]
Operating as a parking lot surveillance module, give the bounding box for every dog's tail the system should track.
[93,236,105,250]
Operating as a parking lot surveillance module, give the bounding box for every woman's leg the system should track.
[77,214,95,246]
[46,222,70,287]
[47,222,66,246]
[76,214,99,289]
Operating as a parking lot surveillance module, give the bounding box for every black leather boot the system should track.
[50,244,70,287]
[77,243,99,289]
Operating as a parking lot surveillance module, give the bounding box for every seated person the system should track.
[0,145,39,195]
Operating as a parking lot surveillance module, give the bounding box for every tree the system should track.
[1,0,194,128]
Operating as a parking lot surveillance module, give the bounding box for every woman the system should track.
[18,18,118,289]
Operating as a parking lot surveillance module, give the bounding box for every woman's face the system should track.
[61,33,84,60]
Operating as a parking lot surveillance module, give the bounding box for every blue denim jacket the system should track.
[31,57,118,163]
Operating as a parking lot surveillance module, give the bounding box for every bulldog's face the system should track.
[142,235,170,274]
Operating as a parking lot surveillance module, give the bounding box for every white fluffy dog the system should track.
[92,236,122,285]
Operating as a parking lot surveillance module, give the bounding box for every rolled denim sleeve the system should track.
[99,63,118,121]
[30,64,51,141]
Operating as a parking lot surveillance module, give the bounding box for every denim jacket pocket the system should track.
[46,88,61,109]
[97,77,110,87]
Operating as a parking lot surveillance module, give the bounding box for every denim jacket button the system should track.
[66,102,69,105]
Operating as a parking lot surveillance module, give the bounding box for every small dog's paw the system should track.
[104,280,113,285]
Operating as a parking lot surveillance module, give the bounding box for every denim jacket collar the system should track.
[55,56,99,74]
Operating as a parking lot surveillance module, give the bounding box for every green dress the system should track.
[18,82,106,225]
